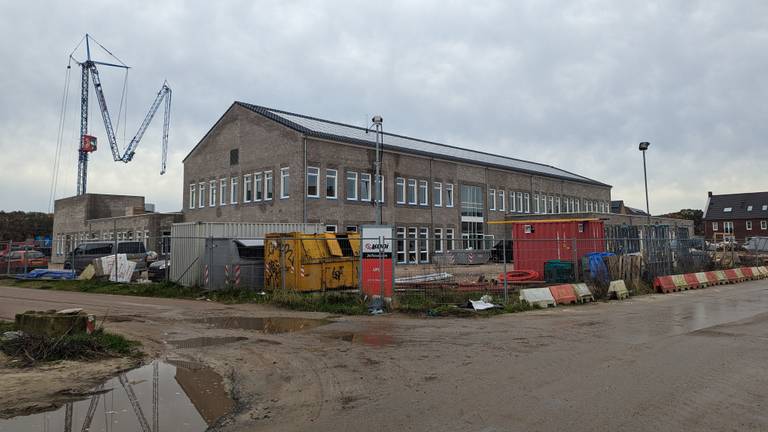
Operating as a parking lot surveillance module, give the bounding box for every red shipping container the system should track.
[511,218,606,281]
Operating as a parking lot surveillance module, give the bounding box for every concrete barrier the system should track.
[684,273,701,289]
[549,284,578,305]
[572,283,595,303]
[608,280,630,300]
[733,268,746,282]
[704,271,719,286]
[671,274,689,291]
[654,275,676,293]
[759,266,768,277]
[741,267,756,280]
[520,288,556,308]
[724,269,740,283]
[694,272,709,288]
[714,270,728,284]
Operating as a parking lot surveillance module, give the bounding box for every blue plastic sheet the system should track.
[15,269,76,280]
[586,252,615,283]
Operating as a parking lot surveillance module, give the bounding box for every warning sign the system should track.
[360,225,393,298]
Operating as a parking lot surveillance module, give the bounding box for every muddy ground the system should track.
[1,282,768,431]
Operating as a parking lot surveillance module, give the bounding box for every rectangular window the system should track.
[254,172,263,201]
[396,227,406,264]
[264,171,273,200]
[518,192,524,213]
[407,179,417,205]
[510,191,516,212]
[556,196,561,214]
[575,199,580,212]
[434,182,443,207]
[244,174,253,203]
[747,221,753,230]
[325,225,337,233]
[360,173,372,201]
[747,205,753,211]
[419,227,429,263]
[229,149,239,166]
[396,177,406,204]
[280,167,290,199]
[489,188,496,211]
[434,228,443,253]
[407,227,418,263]
[446,228,455,251]
[761,220,767,230]
[533,193,539,214]
[446,184,454,207]
[307,167,320,197]
[209,180,217,206]
[220,178,227,206]
[549,196,554,214]
[345,225,358,233]
[542,194,548,213]
[460,185,484,218]
[325,169,337,199]
[231,177,239,204]
[763,205,768,211]
[499,190,506,212]
[712,222,718,231]
[724,221,734,234]
[524,193,530,213]
[189,183,196,209]
[375,174,384,203]
[346,171,358,200]
[419,180,429,206]
[198,182,206,208]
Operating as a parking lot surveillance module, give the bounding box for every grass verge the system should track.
[0,328,141,367]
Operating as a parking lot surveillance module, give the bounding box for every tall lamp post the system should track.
[639,142,651,227]
[370,116,384,224]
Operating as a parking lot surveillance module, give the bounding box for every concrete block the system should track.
[608,280,629,300]
[520,288,556,308]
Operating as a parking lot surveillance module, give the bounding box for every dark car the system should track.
[64,241,148,273]
[2,250,48,274]
[148,259,170,282]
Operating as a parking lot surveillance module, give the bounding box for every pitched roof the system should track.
[235,102,610,187]
[704,191,768,220]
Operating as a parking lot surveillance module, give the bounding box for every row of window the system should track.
[712,221,768,232]
[486,189,609,215]
[723,205,768,212]
[394,178,455,207]
[190,168,288,209]
[395,227,456,264]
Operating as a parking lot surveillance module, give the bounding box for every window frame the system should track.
[396,177,406,204]
[761,220,767,230]
[325,168,337,199]
[254,172,263,201]
[418,227,429,263]
[434,182,443,207]
[346,171,358,201]
[280,167,290,199]
[489,188,496,211]
[445,228,454,251]
[498,190,505,212]
[445,184,454,208]
[418,180,429,206]
[209,180,217,207]
[360,172,372,201]
[518,192,524,214]
[434,228,443,253]
[264,170,273,201]
[407,179,417,205]
[746,220,753,231]
[307,167,320,198]
[189,183,196,209]
[198,182,206,208]
[712,222,718,231]
[510,191,516,212]
[230,176,239,204]
[524,193,530,213]
[220,178,227,206]
[243,174,253,203]
[396,227,406,264]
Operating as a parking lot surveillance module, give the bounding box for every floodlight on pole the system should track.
[639,142,651,226]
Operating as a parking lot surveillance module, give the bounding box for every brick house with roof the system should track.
[703,191,768,242]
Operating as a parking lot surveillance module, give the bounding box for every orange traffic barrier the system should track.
[683,273,700,289]
[741,267,755,280]
[705,271,719,285]
[694,272,709,287]
[724,269,740,283]
[653,276,676,293]
[671,274,689,290]
[548,284,578,305]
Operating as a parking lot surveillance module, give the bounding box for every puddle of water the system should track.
[192,316,329,333]
[169,336,248,348]
[336,332,397,347]
[0,360,234,432]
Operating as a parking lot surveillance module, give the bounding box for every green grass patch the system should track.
[11,279,201,298]
[0,328,141,367]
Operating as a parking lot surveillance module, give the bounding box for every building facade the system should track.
[52,194,183,264]
[182,102,612,264]
[703,191,768,242]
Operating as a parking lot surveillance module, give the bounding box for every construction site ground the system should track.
[1,281,767,431]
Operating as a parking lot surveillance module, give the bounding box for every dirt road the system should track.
[1,282,768,431]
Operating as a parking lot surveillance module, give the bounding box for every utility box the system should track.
[511,218,606,280]
[264,232,360,292]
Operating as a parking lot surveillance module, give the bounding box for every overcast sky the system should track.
[1,1,766,215]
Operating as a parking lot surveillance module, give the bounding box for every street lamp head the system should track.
[372,115,383,124]
[639,141,650,151]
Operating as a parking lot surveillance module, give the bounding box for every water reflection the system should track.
[0,360,233,432]
[192,316,329,333]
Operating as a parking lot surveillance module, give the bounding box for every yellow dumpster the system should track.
[264,232,360,292]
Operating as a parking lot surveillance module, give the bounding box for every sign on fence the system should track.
[361,225,393,298]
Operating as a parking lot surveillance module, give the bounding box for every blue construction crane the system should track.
[70,34,171,195]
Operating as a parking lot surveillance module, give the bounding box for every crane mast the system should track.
[73,34,171,195]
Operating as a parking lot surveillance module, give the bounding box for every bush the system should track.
[0,329,141,366]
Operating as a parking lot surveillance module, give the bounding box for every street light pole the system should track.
[371,116,384,225]
[639,142,651,226]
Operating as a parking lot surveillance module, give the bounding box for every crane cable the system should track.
[48,62,72,213]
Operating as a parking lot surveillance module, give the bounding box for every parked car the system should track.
[64,241,149,273]
[2,250,48,274]
[148,259,170,282]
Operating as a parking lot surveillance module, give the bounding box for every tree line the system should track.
[0,211,53,241]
